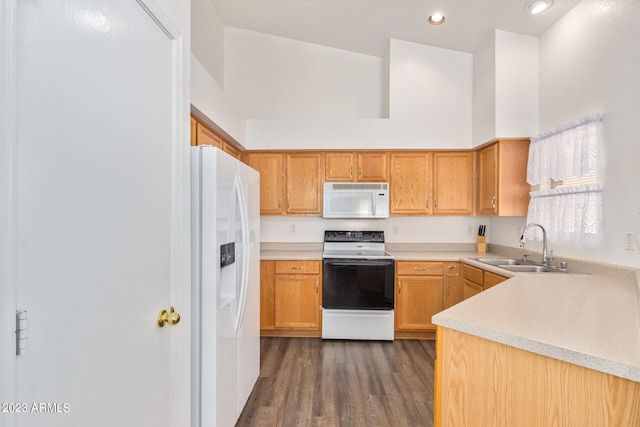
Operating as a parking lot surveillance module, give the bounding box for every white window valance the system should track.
[525,114,603,246]
[527,113,602,184]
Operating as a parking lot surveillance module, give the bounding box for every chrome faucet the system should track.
[520,223,553,266]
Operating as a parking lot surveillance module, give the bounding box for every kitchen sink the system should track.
[475,258,526,266]
[473,258,571,273]
[497,264,568,273]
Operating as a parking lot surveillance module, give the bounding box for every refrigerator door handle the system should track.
[234,175,250,333]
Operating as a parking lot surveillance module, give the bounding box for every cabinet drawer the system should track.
[462,264,483,285]
[484,271,508,289]
[275,260,320,275]
[396,261,444,276]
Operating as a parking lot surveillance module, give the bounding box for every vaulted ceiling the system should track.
[209,0,582,56]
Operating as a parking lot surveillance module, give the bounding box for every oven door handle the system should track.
[324,260,393,267]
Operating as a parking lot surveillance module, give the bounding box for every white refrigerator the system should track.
[191,146,261,427]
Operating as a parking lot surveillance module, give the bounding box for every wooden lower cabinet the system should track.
[462,263,508,300]
[260,260,322,337]
[395,261,445,339]
[435,327,640,426]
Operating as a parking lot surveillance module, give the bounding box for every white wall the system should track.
[191,54,247,146]
[472,30,538,147]
[491,0,640,268]
[239,37,472,149]
[261,216,489,244]
[191,0,224,86]
[494,31,539,139]
[472,32,496,146]
[224,27,384,119]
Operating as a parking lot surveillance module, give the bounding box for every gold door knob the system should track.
[157,306,181,327]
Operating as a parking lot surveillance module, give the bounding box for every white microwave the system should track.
[323,182,389,219]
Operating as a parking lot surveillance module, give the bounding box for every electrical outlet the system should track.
[393,225,399,235]
[290,224,296,234]
[624,232,635,251]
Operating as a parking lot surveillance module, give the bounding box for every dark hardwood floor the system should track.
[237,337,436,427]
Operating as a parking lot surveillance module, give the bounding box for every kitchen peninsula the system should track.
[432,268,640,426]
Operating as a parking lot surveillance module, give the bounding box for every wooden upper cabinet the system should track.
[325,152,356,181]
[246,152,286,215]
[286,153,323,215]
[222,142,241,159]
[432,152,474,215]
[390,152,432,215]
[478,143,498,215]
[477,139,530,216]
[195,122,222,148]
[358,152,388,181]
[324,152,388,182]
[190,117,197,146]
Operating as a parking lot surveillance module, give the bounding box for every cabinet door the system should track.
[484,271,508,289]
[395,276,443,331]
[325,152,356,181]
[286,153,323,214]
[390,152,432,215]
[358,152,388,182]
[190,117,197,146]
[195,122,222,148]
[478,143,498,215]
[463,280,483,300]
[433,152,474,215]
[443,262,463,309]
[246,153,286,215]
[260,260,276,330]
[274,275,321,329]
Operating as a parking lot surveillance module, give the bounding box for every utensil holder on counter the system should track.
[476,236,486,253]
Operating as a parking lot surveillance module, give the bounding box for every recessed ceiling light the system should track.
[428,12,445,25]
[526,0,553,15]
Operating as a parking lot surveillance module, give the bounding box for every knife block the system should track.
[476,236,486,253]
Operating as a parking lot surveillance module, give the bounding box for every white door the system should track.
[1,0,189,426]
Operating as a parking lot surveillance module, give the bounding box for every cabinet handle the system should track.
[278,199,281,209]
[287,197,290,209]
[491,196,496,208]
[349,165,353,178]
[414,267,427,271]
[316,281,319,293]
[292,266,304,270]
[398,283,401,294]
[434,199,438,208]
[358,166,362,179]
[426,199,429,209]
[448,263,455,269]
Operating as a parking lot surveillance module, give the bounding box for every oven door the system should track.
[322,258,394,310]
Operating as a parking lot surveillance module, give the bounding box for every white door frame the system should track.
[1,0,19,424]
[0,0,191,425]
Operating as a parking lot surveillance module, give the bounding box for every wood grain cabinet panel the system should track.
[477,139,530,216]
[443,262,463,309]
[395,261,445,335]
[390,152,432,215]
[432,152,473,215]
[483,271,508,289]
[324,152,388,182]
[286,153,323,215]
[260,260,276,330]
[274,275,321,329]
[435,327,640,427]
[357,152,388,181]
[325,152,356,181]
[246,153,286,215]
[262,260,322,336]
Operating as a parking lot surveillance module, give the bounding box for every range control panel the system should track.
[323,230,385,243]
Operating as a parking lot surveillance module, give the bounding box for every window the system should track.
[525,114,602,246]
